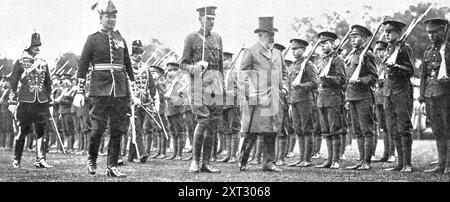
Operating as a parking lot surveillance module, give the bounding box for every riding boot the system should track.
[359,136,373,170]
[400,134,413,172]
[316,136,332,168]
[219,134,232,162]
[34,137,53,168]
[167,136,178,160]
[425,138,446,173]
[189,124,206,172]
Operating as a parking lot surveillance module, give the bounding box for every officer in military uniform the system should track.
[218,52,241,163]
[9,32,53,168]
[344,25,378,170]
[381,20,415,172]
[420,18,450,174]
[128,40,156,163]
[73,0,135,177]
[180,6,224,173]
[314,31,346,169]
[372,40,396,163]
[287,38,318,167]
[238,16,289,172]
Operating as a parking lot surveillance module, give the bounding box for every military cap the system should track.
[91,0,117,15]
[382,20,406,32]
[166,62,179,70]
[197,6,217,18]
[150,65,165,74]
[284,59,294,67]
[350,24,373,37]
[61,73,72,80]
[273,43,286,52]
[132,40,144,54]
[224,52,234,58]
[318,30,338,42]
[424,18,449,32]
[255,17,278,33]
[290,38,309,48]
[25,32,41,50]
[51,73,61,79]
[375,40,388,50]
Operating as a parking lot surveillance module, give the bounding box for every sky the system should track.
[0,0,449,67]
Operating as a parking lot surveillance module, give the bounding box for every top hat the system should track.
[350,24,373,37]
[254,17,278,33]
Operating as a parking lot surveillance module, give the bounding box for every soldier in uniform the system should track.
[287,38,318,167]
[314,31,346,169]
[381,20,415,172]
[218,52,241,163]
[372,40,396,163]
[55,73,75,153]
[238,16,289,172]
[344,25,378,170]
[73,0,136,177]
[164,62,187,160]
[180,6,224,173]
[9,32,53,168]
[420,18,450,174]
[0,75,14,151]
[128,40,156,163]
[149,65,169,159]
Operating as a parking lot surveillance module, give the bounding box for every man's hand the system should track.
[8,104,17,114]
[344,102,350,110]
[73,93,85,108]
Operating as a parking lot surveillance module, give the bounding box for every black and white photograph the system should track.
[0,0,450,187]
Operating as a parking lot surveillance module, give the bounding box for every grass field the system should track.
[0,139,449,182]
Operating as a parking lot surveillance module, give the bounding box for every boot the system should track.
[146,133,152,155]
[330,135,341,169]
[425,139,446,173]
[290,135,304,167]
[201,126,221,173]
[157,135,167,159]
[444,140,450,175]
[312,134,322,159]
[341,133,347,158]
[250,136,263,165]
[229,133,239,163]
[34,137,53,168]
[211,133,218,162]
[150,135,161,159]
[400,135,413,172]
[287,135,296,157]
[107,166,126,178]
[358,136,373,170]
[175,133,185,160]
[276,137,287,166]
[167,136,178,160]
[303,134,313,165]
[218,135,232,163]
[13,138,26,168]
[347,136,364,169]
[316,137,332,168]
[384,137,403,171]
[190,124,206,172]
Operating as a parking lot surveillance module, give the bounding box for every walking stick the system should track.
[49,111,66,155]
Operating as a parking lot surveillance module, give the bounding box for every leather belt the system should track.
[93,64,125,71]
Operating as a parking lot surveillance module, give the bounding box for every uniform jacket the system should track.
[345,47,377,101]
[132,59,156,104]
[164,70,184,116]
[316,53,346,107]
[180,29,224,104]
[374,63,386,105]
[287,57,318,104]
[382,42,414,96]
[223,65,239,109]
[239,42,289,133]
[420,42,450,98]
[77,30,134,97]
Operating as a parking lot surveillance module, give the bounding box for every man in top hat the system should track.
[420,18,450,174]
[287,38,318,168]
[381,20,415,172]
[218,51,241,163]
[180,5,224,173]
[238,16,289,172]
[127,40,156,163]
[344,25,378,170]
[9,32,53,168]
[372,40,396,163]
[314,30,346,169]
[73,0,136,177]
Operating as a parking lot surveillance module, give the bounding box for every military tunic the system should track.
[77,29,134,167]
[420,42,450,139]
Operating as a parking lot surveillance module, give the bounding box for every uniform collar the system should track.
[21,51,36,59]
[198,28,212,37]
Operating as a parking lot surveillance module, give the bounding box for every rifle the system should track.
[319,28,352,78]
[229,43,247,71]
[385,3,434,65]
[349,17,387,83]
[291,40,321,86]
[154,50,175,67]
[437,22,449,80]
[127,77,141,159]
[137,103,162,129]
[52,60,69,76]
[49,106,67,155]
[283,45,292,58]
